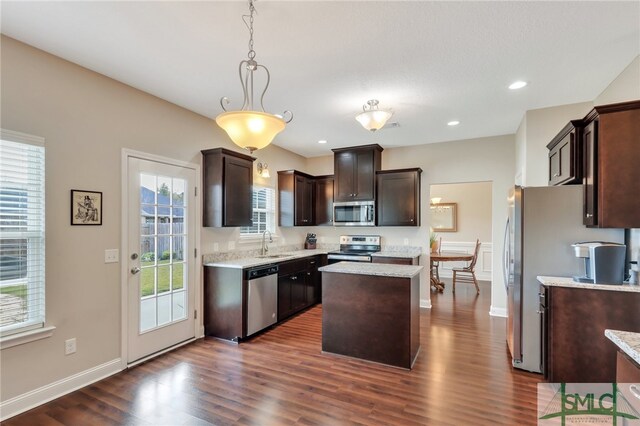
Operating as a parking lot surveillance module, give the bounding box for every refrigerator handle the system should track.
[502,217,510,292]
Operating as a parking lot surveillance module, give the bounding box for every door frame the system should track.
[120,148,202,369]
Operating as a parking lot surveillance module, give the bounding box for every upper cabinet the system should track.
[278,170,315,226]
[582,100,640,228]
[332,144,383,202]
[547,120,583,186]
[201,148,255,227]
[314,175,334,226]
[376,168,422,226]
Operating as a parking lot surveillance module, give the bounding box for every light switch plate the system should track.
[213,243,219,252]
[105,249,119,263]
[228,241,235,250]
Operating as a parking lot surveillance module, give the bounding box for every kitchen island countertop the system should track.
[319,261,422,278]
[605,329,640,365]
[537,276,640,293]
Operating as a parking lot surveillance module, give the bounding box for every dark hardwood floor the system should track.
[6,279,542,425]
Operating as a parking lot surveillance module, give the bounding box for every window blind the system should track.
[0,132,45,336]
[240,186,276,236]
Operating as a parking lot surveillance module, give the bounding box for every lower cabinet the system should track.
[616,350,640,383]
[543,285,640,383]
[277,255,326,322]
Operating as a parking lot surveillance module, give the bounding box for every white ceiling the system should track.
[2,1,639,157]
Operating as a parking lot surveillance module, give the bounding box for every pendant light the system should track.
[216,0,292,153]
[356,99,393,132]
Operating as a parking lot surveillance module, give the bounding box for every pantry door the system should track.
[126,156,196,363]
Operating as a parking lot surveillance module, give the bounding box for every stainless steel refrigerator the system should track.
[503,185,623,373]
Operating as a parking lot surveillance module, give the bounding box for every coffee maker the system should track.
[572,242,626,284]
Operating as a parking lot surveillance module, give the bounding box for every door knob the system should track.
[130,266,141,275]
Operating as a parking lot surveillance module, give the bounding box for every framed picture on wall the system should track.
[71,189,102,225]
[430,202,457,232]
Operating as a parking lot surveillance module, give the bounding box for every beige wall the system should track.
[306,134,515,314]
[429,182,492,244]
[0,36,308,402]
[595,55,640,105]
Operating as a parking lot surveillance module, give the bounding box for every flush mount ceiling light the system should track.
[356,100,393,132]
[318,140,327,144]
[257,162,270,178]
[215,0,292,153]
[509,81,528,90]
[447,120,460,126]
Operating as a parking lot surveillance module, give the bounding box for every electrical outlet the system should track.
[65,338,76,355]
[228,241,235,250]
[213,243,219,252]
[404,238,409,246]
[104,249,119,263]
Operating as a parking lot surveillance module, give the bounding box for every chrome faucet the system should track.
[261,230,273,255]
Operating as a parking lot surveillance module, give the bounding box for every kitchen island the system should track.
[319,262,423,369]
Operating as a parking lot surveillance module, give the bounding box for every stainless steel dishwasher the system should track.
[245,264,279,336]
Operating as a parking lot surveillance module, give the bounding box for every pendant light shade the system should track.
[216,111,285,153]
[215,0,291,153]
[356,99,393,132]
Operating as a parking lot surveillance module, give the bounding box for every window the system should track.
[240,186,276,236]
[0,130,45,337]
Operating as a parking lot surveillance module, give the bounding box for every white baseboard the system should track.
[489,306,508,317]
[420,299,432,309]
[0,358,122,421]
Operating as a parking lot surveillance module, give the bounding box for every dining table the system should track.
[430,251,474,292]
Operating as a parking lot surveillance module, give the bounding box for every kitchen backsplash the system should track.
[202,243,339,264]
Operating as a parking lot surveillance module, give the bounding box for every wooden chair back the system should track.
[468,239,481,270]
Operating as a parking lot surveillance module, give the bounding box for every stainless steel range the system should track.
[327,235,381,264]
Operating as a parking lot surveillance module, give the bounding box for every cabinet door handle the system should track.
[553,173,560,177]
[307,272,311,276]
[535,310,544,315]
[410,218,414,222]
[586,213,593,218]
[291,276,297,280]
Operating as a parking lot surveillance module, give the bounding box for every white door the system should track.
[127,157,196,363]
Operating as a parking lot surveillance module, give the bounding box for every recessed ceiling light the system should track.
[509,81,528,90]
[447,121,460,126]
[318,140,327,144]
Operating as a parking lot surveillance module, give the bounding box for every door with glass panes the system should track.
[127,157,196,363]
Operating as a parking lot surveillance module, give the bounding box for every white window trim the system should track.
[240,185,277,239]
[0,325,55,350]
[0,128,50,347]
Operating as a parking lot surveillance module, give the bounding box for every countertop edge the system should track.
[605,329,640,365]
[537,276,640,293]
[319,262,423,278]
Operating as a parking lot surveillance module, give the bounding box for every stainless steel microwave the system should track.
[333,201,375,226]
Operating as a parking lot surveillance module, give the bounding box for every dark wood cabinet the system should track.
[277,255,324,321]
[278,170,314,226]
[547,120,582,186]
[332,144,383,202]
[314,175,334,226]
[202,148,255,227]
[203,266,246,341]
[543,285,640,383]
[616,351,640,383]
[376,168,422,226]
[581,101,640,228]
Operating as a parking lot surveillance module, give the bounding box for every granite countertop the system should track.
[319,261,423,278]
[605,329,640,365]
[371,246,422,259]
[204,249,331,269]
[537,276,640,293]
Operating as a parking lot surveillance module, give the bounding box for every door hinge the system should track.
[194,248,198,258]
[194,186,198,197]
[194,309,197,319]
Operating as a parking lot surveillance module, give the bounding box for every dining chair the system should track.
[452,239,481,294]
[432,237,442,282]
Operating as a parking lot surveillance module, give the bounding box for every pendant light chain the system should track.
[247,0,256,60]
